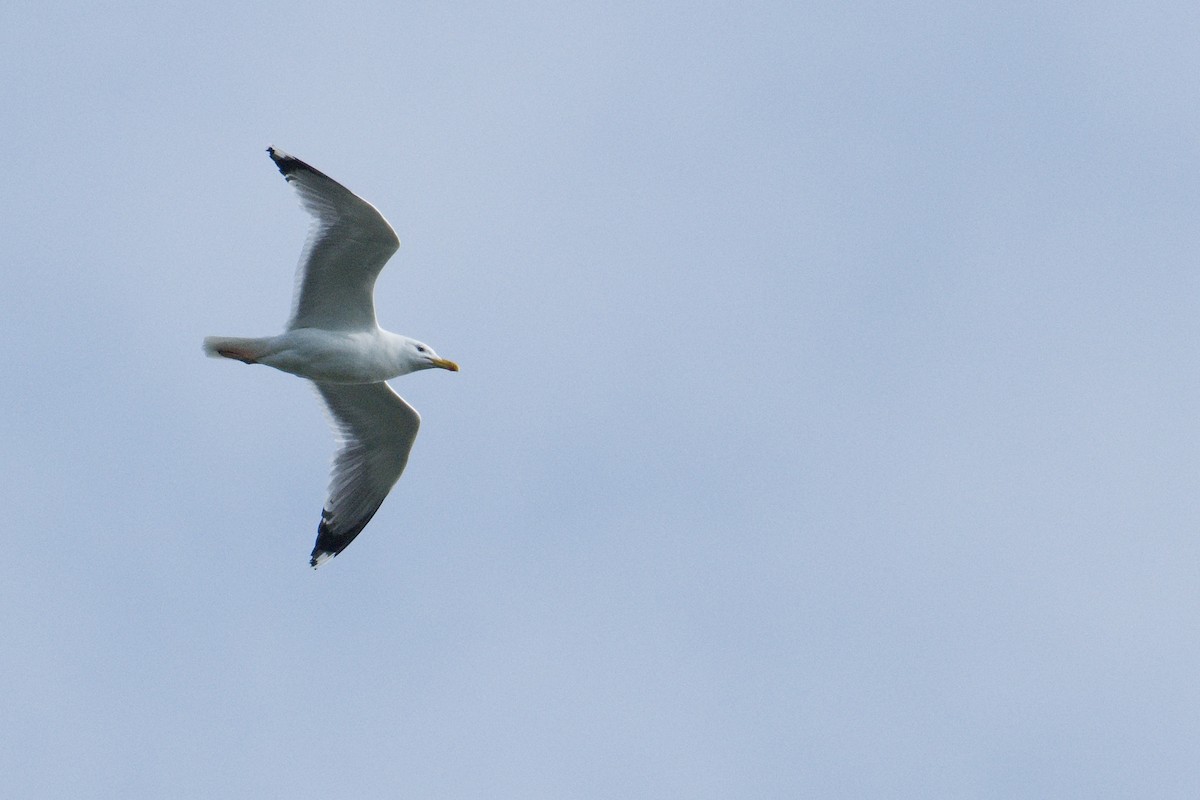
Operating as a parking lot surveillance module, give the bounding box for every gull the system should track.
[204,147,459,568]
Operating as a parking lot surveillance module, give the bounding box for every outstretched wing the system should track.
[310,381,421,567]
[267,147,400,332]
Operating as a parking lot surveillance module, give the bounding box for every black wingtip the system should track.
[308,503,384,568]
[266,146,300,177]
[266,146,334,182]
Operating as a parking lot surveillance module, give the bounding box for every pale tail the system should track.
[202,336,271,364]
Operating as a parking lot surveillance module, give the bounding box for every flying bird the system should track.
[204,147,459,567]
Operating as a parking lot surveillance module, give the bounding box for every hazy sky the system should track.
[2,1,1198,797]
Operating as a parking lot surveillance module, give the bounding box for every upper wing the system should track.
[310,380,421,567]
[268,147,400,332]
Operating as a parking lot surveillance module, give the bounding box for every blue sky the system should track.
[2,1,1198,796]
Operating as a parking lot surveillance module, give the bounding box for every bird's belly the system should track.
[259,329,397,383]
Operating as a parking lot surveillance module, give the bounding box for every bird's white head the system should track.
[401,337,459,374]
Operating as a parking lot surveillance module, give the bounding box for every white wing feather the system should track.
[310,381,421,567]
[267,147,400,332]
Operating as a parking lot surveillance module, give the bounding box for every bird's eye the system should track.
[416,345,427,353]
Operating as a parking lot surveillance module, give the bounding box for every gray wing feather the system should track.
[267,148,400,332]
[310,381,420,566]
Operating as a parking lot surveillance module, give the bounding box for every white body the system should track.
[207,328,425,384]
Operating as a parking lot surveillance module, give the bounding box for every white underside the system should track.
[256,327,406,384]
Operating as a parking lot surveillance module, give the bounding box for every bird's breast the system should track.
[258,328,401,383]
